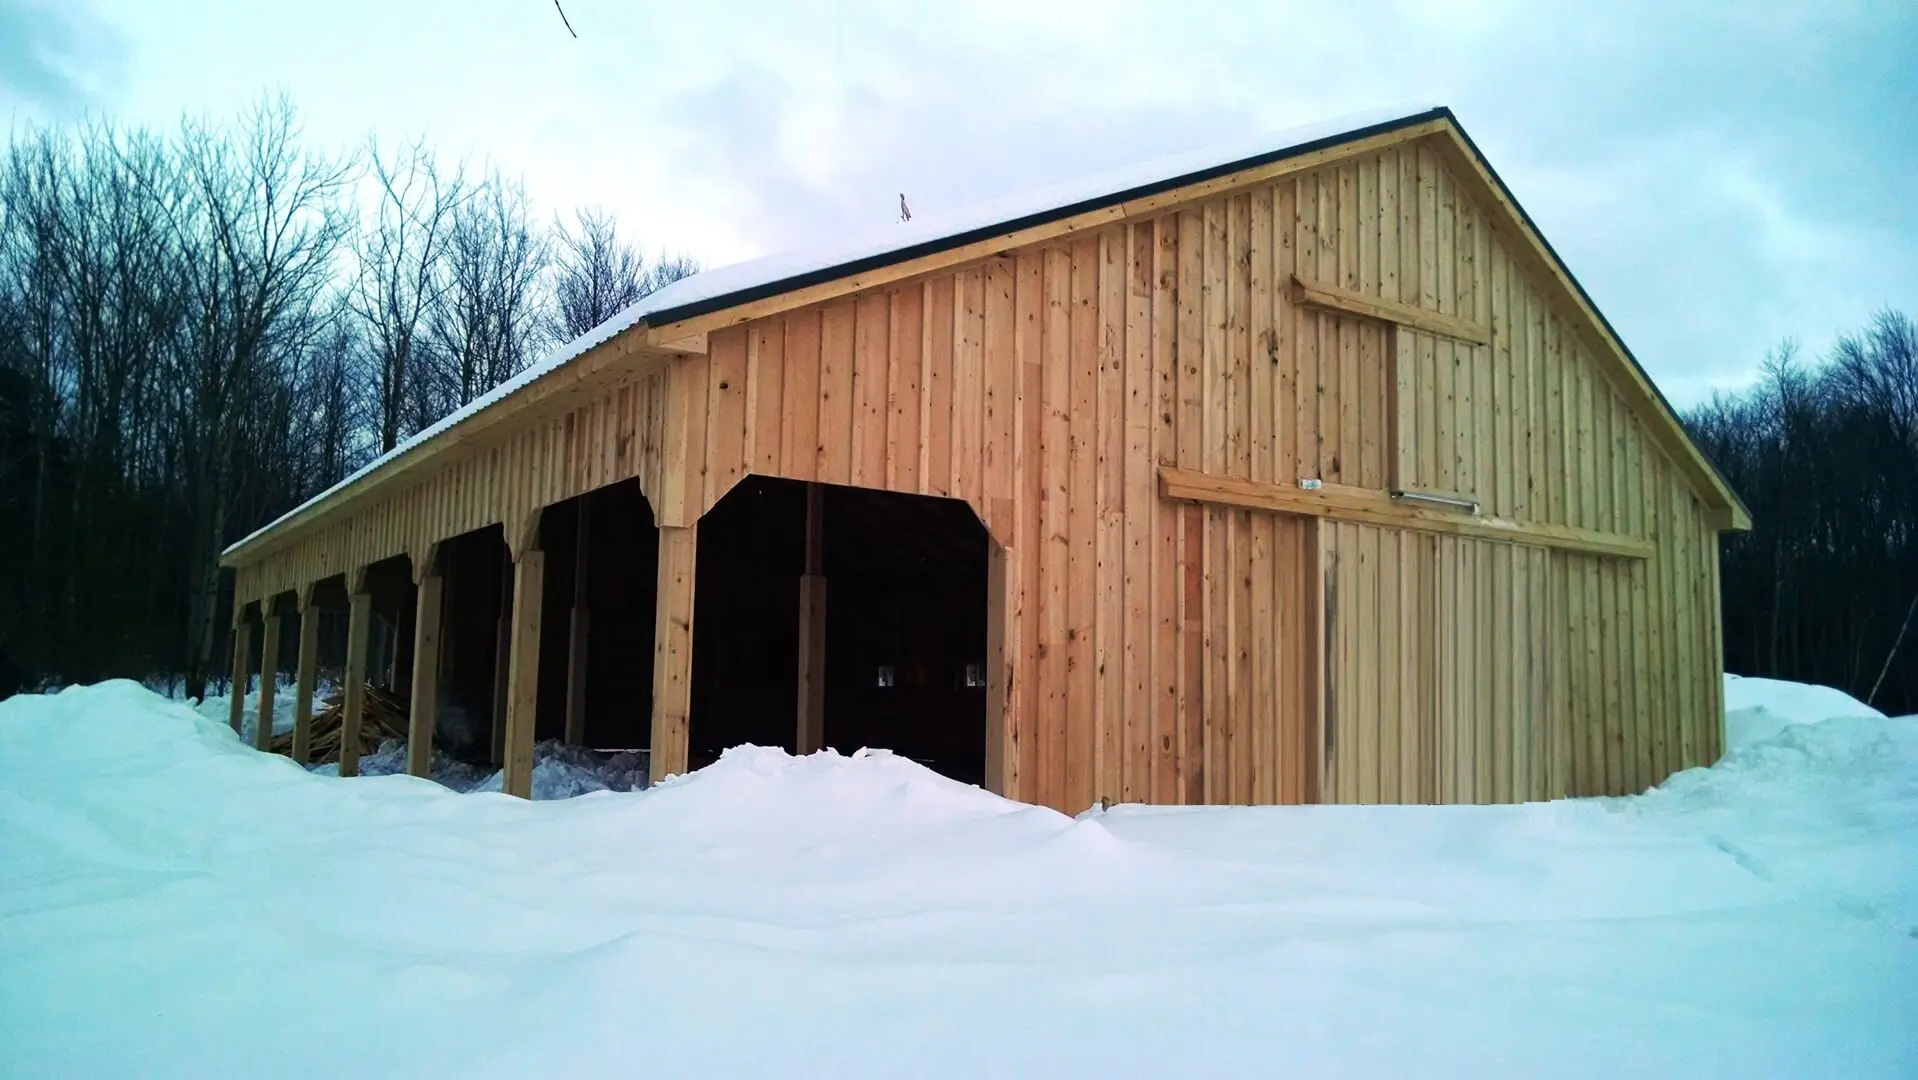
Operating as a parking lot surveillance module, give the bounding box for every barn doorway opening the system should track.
[689,476,990,785]
[541,479,659,754]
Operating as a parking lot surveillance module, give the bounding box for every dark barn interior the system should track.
[688,476,989,785]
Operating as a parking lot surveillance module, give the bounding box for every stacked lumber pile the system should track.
[271,687,410,764]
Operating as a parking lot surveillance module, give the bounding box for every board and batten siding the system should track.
[232,130,1728,814]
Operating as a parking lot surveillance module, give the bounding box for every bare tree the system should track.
[1688,309,1918,717]
[351,138,466,451]
[428,172,548,409]
[0,99,699,697]
[168,97,353,696]
[550,207,663,340]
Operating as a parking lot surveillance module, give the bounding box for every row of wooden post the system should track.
[229,512,704,799]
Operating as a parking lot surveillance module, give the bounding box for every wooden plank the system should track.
[291,589,319,764]
[1159,467,1654,559]
[650,525,697,784]
[255,610,281,752]
[1152,216,1182,805]
[407,571,445,777]
[779,311,822,482]
[953,266,986,504]
[1014,250,1043,801]
[1491,541,1512,801]
[984,259,1018,525]
[796,484,827,756]
[1227,199,1254,803]
[1393,529,1417,800]
[501,549,545,798]
[1314,174,1341,484]
[1183,505,1206,803]
[1123,225,1155,802]
[1068,236,1099,812]
[1356,524,1380,803]
[1040,247,1071,809]
[704,329,749,513]
[563,502,590,747]
[887,287,924,493]
[852,291,890,489]
[926,278,956,496]
[985,541,1010,796]
[1293,180,1320,481]
[341,588,371,778]
[1099,231,1127,804]
[817,299,856,487]
[1202,200,1228,802]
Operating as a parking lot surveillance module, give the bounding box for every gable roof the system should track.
[223,105,1744,567]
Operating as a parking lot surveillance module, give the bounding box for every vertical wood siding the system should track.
[232,133,1728,813]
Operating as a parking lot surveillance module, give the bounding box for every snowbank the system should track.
[0,678,1913,1079]
[1723,672,1885,749]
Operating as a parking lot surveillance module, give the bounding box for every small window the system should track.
[875,665,896,688]
[963,662,986,688]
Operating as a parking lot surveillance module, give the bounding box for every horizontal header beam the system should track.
[1159,467,1653,560]
[1290,274,1490,346]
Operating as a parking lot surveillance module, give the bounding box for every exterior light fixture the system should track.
[1390,489,1482,515]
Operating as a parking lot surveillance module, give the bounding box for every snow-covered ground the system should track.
[1,678,1913,1078]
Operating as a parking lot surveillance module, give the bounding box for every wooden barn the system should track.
[220,106,1749,812]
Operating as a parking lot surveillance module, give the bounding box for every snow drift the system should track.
[1,677,1913,1078]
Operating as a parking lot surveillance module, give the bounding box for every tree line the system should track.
[1685,311,1918,718]
[0,97,694,698]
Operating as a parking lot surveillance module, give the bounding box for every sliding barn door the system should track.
[1318,523,1554,804]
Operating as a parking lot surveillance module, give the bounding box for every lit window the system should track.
[964,662,985,688]
[876,665,896,688]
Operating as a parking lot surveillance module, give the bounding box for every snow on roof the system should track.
[225,103,1446,559]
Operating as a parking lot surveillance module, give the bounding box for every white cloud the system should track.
[62,0,1918,406]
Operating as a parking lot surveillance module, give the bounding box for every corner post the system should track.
[796,483,827,755]
[291,583,319,764]
[341,566,372,778]
[502,512,545,798]
[406,543,444,779]
[650,524,697,784]
[984,540,1014,798]
[255,602,283,751]
[227,602,253,735]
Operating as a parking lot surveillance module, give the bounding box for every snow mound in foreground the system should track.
[1723,673,1885,750]
[1,676,1914,1079]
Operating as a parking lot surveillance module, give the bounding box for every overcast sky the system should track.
[4,0,1912,404]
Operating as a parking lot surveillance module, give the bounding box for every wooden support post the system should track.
[407,545,444,779]
[291,585,319,764]
[255,606,282,751]
[491,554,511,764]
[985,542,1010,796]
[501,546,546,799]
[227,604,252,735]
[650,524,698,784]
[796,483,827,755]
[563,499,591,746]
[341,570,372,778]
